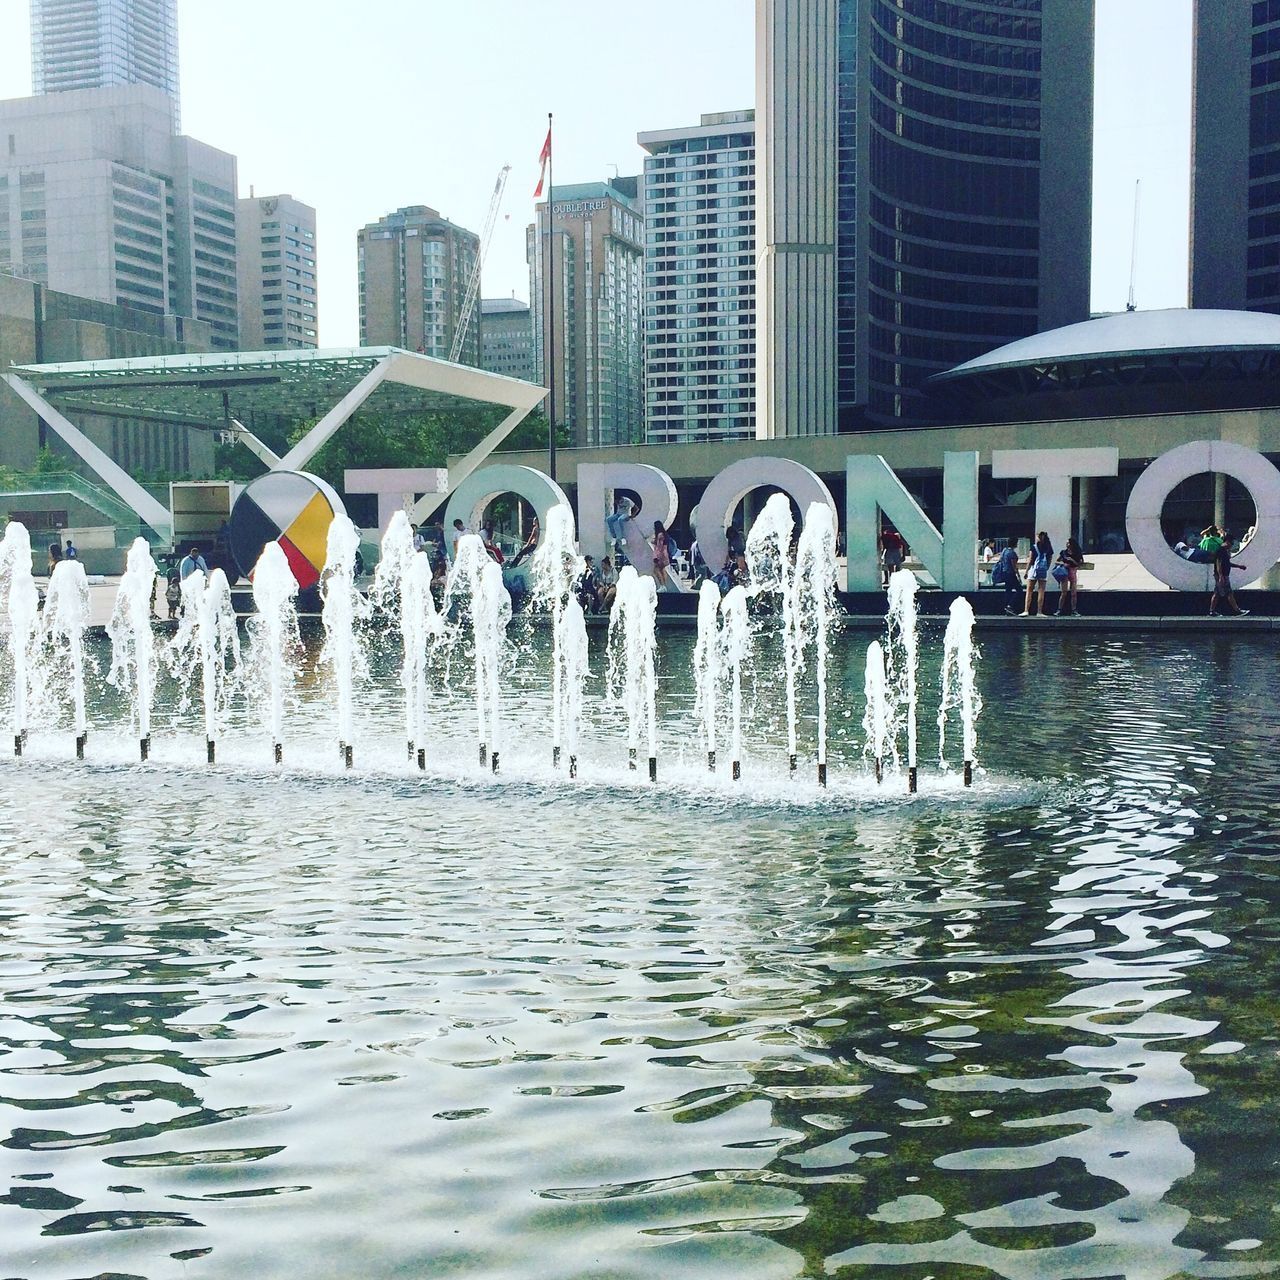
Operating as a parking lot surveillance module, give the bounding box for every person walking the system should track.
[1209,530,1249,617]
[1017,531,1053,617]
[1052,536,1085,616]
[879,525,906,587]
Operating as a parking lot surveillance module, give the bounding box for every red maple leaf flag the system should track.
[534,126,552,198]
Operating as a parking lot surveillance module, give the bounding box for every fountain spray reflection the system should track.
[863,640,890,784]
[106,538,160,761]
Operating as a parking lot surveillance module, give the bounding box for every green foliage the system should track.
[290,404,567,493]
[34,446,66,475]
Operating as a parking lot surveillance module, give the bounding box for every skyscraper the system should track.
[756,0,1095,433]
[527,178,644,448]
[237,194,318,350]
[1189,4,1272,313]
[480,297,536,383]
[639,111,756,445]
[357,206,479,362]
[0,83,238,349]
[31,0,181,130]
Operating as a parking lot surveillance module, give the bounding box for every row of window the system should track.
[870,94,1042,161]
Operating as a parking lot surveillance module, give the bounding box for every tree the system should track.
[288,404,568,493]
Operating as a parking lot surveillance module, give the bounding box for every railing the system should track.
[0,471,164,545]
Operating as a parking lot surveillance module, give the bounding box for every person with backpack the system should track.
[992,541,1021,606]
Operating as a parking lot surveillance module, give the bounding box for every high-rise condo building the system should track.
[756,0,1095,433]
[527,177,645,448]
[1189,3,1278,313]
[31,0,181,130]
[639,110,756,445]
[357,205,479,363]
[0,84,238,349]
[237,194,318,350]
[480,297,535,383]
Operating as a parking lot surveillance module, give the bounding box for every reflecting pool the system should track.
[2,628,1279,1279]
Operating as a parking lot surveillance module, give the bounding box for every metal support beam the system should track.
[409,401,539,526]
[2,372,173,540]
[229,418,281,468]
[276,357,393,472]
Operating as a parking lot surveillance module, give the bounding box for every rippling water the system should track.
[2,626,1279,1279]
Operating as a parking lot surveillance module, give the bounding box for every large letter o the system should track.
[1125,440,1280,590]
[444,464,571,561]
[693,458,838,573]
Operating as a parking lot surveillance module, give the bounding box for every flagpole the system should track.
[546,111,556,482]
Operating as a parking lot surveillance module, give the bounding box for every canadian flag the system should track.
[533,126,551,198]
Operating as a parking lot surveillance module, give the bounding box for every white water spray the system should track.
[40,558,92,745]
[795,504,838,780]
[719,584,750,779]
[886,568,920,789]
[246,542,301,761]
[169,568,240,760]
[746,493,800,769]
[608,565,658,777]
[531,505,583,768]
[444,534,510,769]
[863,639,890,782]
[938,596,981,784]
[0,522,39,752]
[107,538,160,757]
[692,580,721,769]
[322,514,371,763]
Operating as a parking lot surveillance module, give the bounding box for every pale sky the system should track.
[0,0,1191,346]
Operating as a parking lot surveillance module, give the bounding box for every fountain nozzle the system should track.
[273,742,283,765]
[344,744,354,770]
[789,753,797,776]
[818,761,827,787]
[407,740,414,761]
[732,760,741,781]
[13,735,20,757]
[908,765,918,794]
[568,754,577,779]
[648,756,657,782]
[628,747,637,772]
[140,735,150,762]
[707,749,716,772]
[479,743,488,768]
[76,734,86,760]
[206,738,215,765]
[963,759,973,787]
[491,751,500,775]
[417,748,426,771]
[553,744,561,768]
[875,757,883,784]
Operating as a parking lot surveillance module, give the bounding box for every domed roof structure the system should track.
[928,308,1280,423]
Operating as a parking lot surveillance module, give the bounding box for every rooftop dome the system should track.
[928,308,1280,423]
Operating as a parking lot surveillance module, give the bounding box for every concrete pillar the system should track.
[1214,471,1227,530]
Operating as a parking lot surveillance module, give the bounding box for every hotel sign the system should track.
[552,199,608,216]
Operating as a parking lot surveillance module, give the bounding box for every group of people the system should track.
[991,532,1085,617]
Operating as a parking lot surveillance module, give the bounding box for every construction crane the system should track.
[449,164,511,365]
